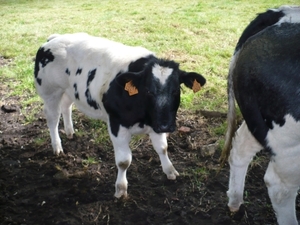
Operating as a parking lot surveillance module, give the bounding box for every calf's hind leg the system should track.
[264,157,299,225]
[42,91,65,155]
[60,93,74,139]
[227,121,263,211]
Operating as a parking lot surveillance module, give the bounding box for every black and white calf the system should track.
[34,33,206,198]
[221,6,300,225]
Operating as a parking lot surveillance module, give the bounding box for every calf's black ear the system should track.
[115,72,142,96]
[179,71,206,93]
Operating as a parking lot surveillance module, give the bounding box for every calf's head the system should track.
[117,58,206,133]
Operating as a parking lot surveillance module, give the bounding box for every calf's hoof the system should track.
[166,166,179,180]
[66,133,74,139]
[59,129,74,139]
[228,204,246,221]
[52,144,64,156]
[53,149,64,156]
[114,183,128,199]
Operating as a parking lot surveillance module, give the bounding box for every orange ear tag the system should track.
[192,79,201,93]
[124,80,139,96]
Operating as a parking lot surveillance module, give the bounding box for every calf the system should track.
[220,6,300,225]
[34,33,206,198]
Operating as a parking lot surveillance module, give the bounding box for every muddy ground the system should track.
[1,60,299,225]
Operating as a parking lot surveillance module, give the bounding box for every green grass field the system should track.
[0,0,298,111]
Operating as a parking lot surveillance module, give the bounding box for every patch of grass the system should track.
[82,157,100,167]
[0,0,298,145]
[85,119,110,145]
[180,167,210,192]
[213,121,227,136]
[130,134,147,151]
[250,153,268,169]
[21,101,43,124]
[1,0,297,111]
[33,136,47,146]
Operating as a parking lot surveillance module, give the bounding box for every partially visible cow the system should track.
[34,33,206,198]
[220,5,300,225]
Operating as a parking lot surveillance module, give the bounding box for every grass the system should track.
[82,157,100,167]
[0,0,298,136]
[182,167,210,190]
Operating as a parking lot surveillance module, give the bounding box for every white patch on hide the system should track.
[266,114,300,153]
[273,5,300,25]
[152,64,173,85]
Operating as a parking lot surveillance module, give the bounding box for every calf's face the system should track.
[144,64,181,133]
[117,60,206,133]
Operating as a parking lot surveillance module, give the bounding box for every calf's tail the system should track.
[220,57,237,166]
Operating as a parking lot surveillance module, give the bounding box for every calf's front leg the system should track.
[109,125,132,198]
[149,132,179,179]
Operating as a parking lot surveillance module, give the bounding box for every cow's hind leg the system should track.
[149,132,179,180]
[264,156,299,225]
[61,93,74,139]
[227,121,263,211]
[42,91,64,155]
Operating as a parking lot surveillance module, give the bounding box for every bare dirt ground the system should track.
[1,58,299,225]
